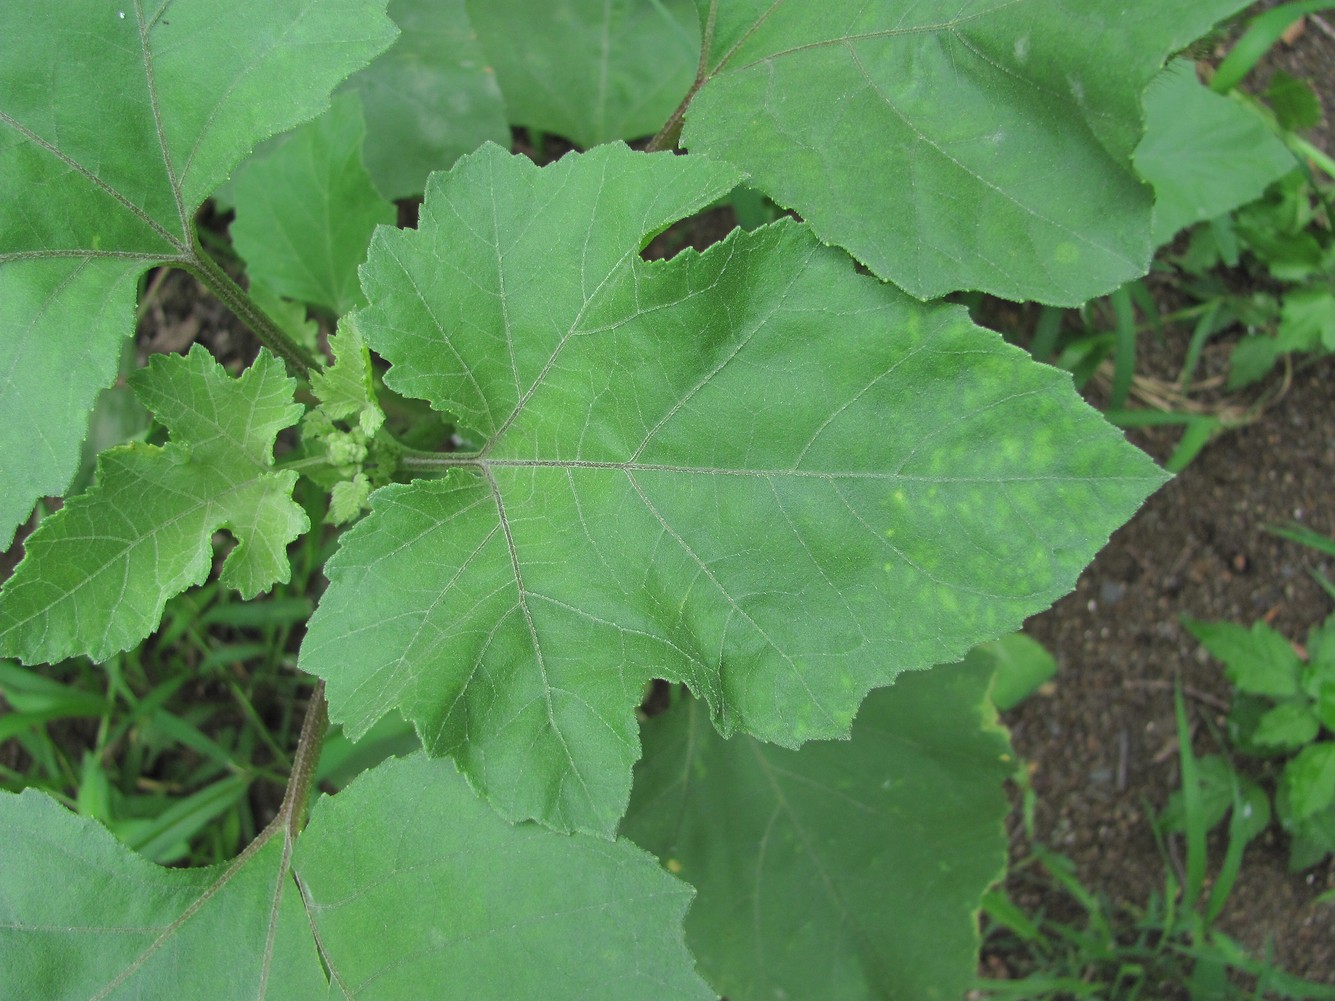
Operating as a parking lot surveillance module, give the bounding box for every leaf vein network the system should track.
[839,38,1137,274]
[717,0,1026,76]
[133,0,191,242]
[482,466,598,809]
[0,108,185,255]
[626,470,840,732]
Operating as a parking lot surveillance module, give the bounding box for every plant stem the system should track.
[646,0,718,152]
[185,238,320,378]
[278,679,329,838]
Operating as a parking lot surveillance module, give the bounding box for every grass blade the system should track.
[1211,2,1335,94]
[1108,285,1137,410]
[1173,683,1208,907]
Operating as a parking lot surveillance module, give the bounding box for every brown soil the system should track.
[991,11,1335,990]
[1004,353,1335,985]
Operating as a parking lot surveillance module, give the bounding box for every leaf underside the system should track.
[0,0,397,548]
[299,142,1166,836]
[681,0,1253,304]
[0,755,710,1001]
[624,658,1012,1001]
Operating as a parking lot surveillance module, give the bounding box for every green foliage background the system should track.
[0,0,1276,997]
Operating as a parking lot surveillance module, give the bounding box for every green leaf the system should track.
[680,0,1251,304]
[1209,0,1335,94]
[0,348,308,665]
[468,0,699,147]
[300,142,1165,835]
[1252,701,1321,751]
[232,92,395,316]
[0,261,144,550]
[1267,69,1323,131]
[310,319,385,437]
[342,0,510,200]
[1235,175,1329,281]
[1227,332,1282,390]
[1288,801,1335,870]
[0,0,397,549]
[0,754,710,1000]
[1134,62,1294,247]
[248,282,322,354]
[968,631,1057,711]
[298,754,711,999]
[1277,286,1335,353]
[1278,743,1335,825]
[2,793,328,1000]
[1184,618,1303,697]
[623,658,1012,1001]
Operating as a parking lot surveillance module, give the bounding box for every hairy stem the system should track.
[399,447,473,470]
[278,679,329,838]
[646,0,718,152]
[186,238,320,378]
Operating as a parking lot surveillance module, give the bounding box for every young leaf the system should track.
[0,754,711,1000]
[310,319,385,438]
[300,142,1165,835]
[1134,61,1295,248]
[1252,701,1322,751]
[1184,618,1304,698]
[1277,286,1335,353]
[1278,743,1335,825]
[623,659,1012,1001]
[468,0,699,147]
[678,0,1252,304]
[341,0,509,200]
[231,92,395,316]
[0,0,397,548]
[0,348,308,665]
[305,319,388,525]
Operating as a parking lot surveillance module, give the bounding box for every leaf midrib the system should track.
[707,0,1028,77]
[423,455,1159,485]
[0,0,193,263]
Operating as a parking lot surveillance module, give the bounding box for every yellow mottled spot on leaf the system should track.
[666,858,683,874]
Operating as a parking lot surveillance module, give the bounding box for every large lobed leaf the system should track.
[0,0,397,548]
[0,754,710,1000]
[1135,61,1295,247]
[467,0,700,148]
[0,348,308,664]
[680,0,1252,305]
[341,0,509,200]
[624,658,1012,1001]
[299,142,1166,836]
[231,92,396,317]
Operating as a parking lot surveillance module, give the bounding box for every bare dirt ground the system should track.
[992,13,1335,988]
[1007,352,1335,985]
